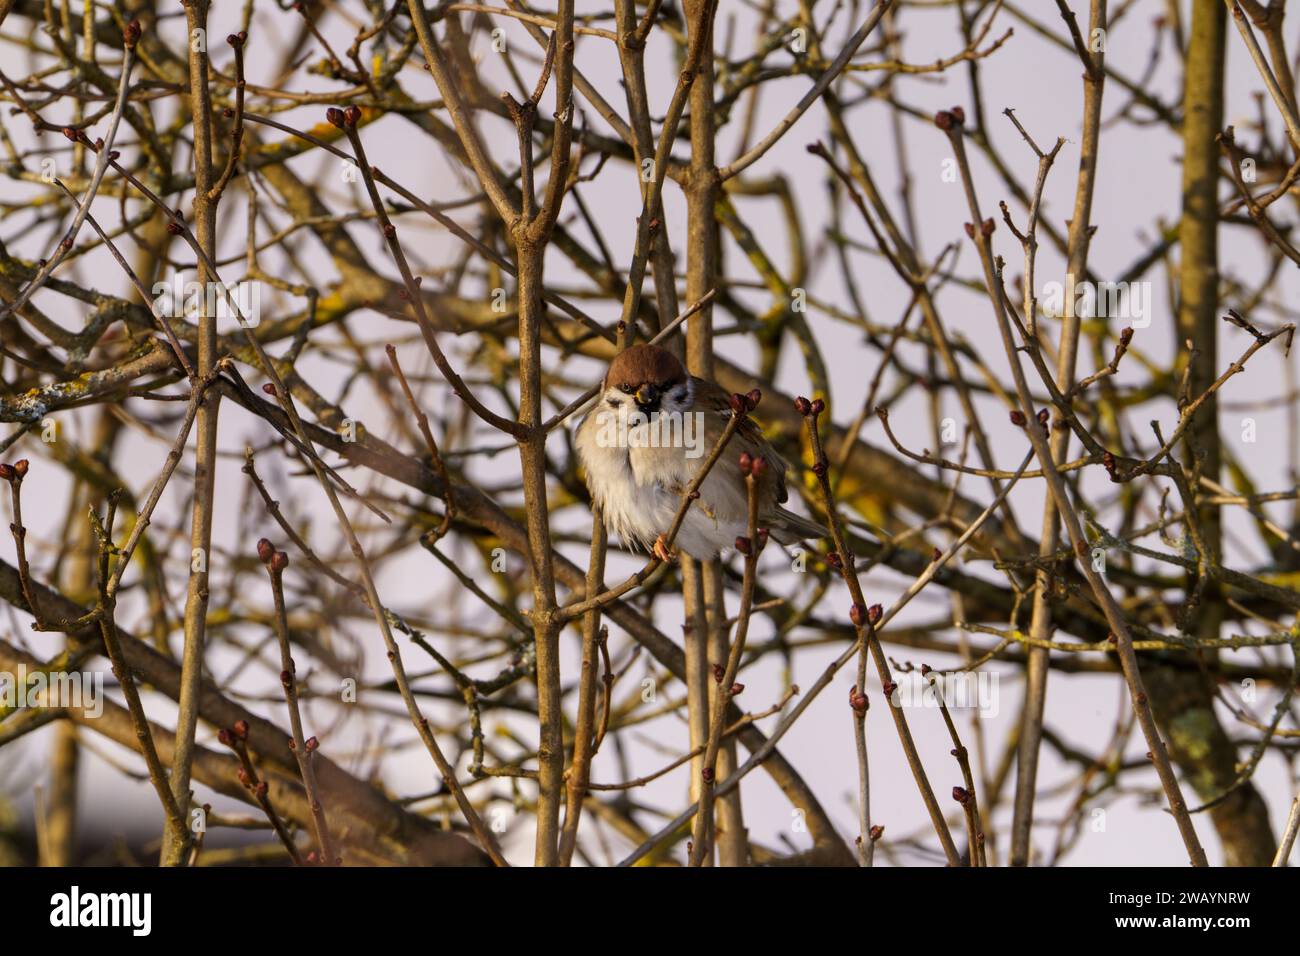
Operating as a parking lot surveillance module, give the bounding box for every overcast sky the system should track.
[2,1,1297,866]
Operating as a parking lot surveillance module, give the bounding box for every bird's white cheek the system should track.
[660,389,691,415]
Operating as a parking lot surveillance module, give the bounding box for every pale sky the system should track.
[1,1,1297,866]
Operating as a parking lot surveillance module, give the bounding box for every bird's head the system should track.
[602,344,691,417]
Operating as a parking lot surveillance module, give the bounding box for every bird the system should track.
[575,343,827,561]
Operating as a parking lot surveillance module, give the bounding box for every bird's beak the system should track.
[634,384,659,412]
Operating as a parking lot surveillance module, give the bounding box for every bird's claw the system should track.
[653,534,676,564]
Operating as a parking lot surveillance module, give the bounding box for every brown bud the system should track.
[382,223,396,239]
[934,110,954,131]
[869,825,884,841]
[256,538,275,563]
[729,683,744,696]
[755,528,769,550]
[233,719,249,740]
[305,736,319,752]
[746,388,762,410]
[227,33,242,47]
[952,786,970,805]
[1036,408,1049,426]
[344,106,362,127]
[850,603,867,627]
[165,222,183,235]
[964,222,976,239]
[262,383,276,397]
[326,107,345,128]
[124,19,142,48]
[1119,327,1134,345]
[921,663,932,676]
[12,459,27,479]
[237,768,251,787]
[810,398,825,416]
[981,218,996,237]
[712,663,725,683]
[1010,409,1027,427]
[950,106,966,126]
[218,728,234,747]
[270,550,289,573]
[750,456,768,478]
[255,781,269,797]
[729,393,747,414]
[882,680,897,699]
[280,669,293,688]
[702,767,715,784]
[735,536,752,555]
[826,551,843,569]
[738,451,753,475]
[794,396,812,416]
[868,604,882,625]
[849,686,869,715]
[812,460,827,478]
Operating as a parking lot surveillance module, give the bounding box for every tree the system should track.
[0,0,1295,867]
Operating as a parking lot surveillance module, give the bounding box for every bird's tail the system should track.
[766,506,829,545]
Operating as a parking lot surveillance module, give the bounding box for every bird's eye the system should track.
[620,384,635,394]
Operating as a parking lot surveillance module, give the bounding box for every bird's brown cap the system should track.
[605,344,686,390]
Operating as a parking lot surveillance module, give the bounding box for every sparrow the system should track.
[575,343,826,561]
